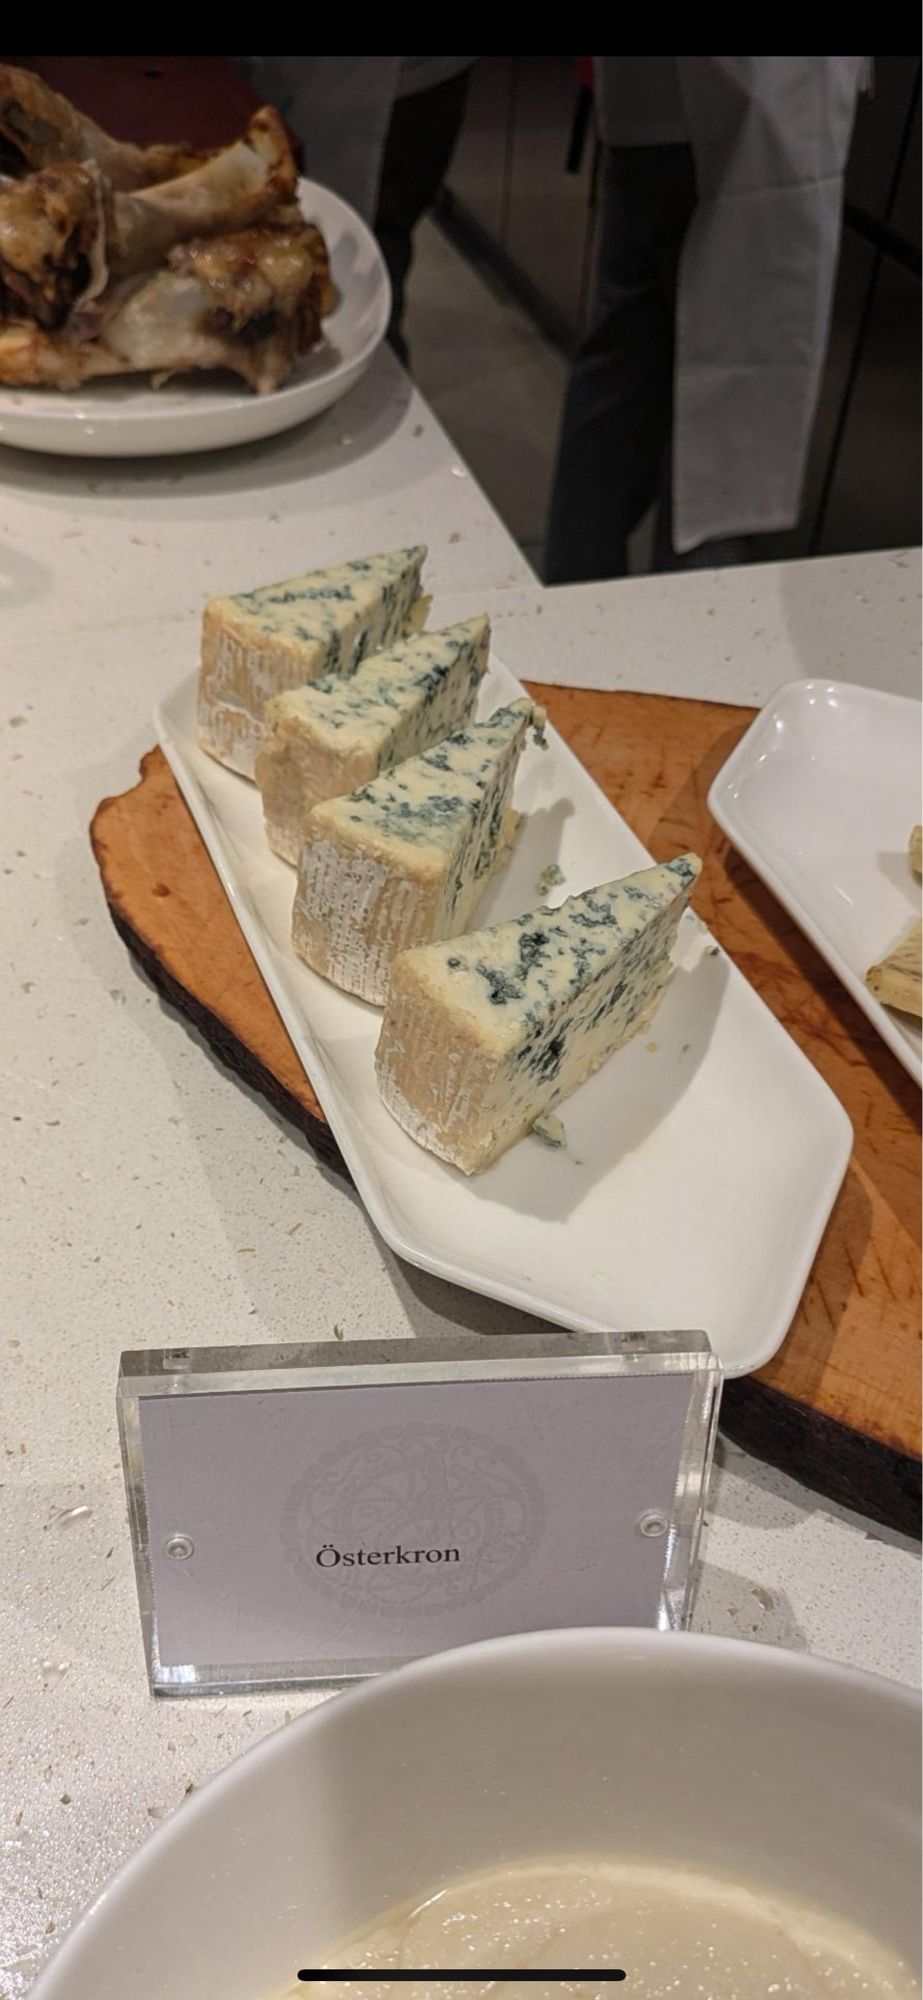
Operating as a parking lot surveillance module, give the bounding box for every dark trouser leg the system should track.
[652,463,754,571]
[545,142,696,583]
[374,67,471,367]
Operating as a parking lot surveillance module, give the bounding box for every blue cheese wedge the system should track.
[375,854,702,1173]
[292,701,544,1004]
[197,546,428,778]
[255,616,490,864]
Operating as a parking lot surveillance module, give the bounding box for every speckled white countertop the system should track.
[433,549,921,705]
[1,347,919,1996]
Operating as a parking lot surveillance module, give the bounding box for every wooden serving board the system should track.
[91,686,922,1535]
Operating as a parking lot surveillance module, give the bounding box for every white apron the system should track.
[596,56,867,550]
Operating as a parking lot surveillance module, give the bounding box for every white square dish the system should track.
[156,659,852,1377]
[708,680,922,1085]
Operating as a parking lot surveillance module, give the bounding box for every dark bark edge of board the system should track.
[104,900,347,1180]
[96,877,921,1542]
[721,1378,920,1541]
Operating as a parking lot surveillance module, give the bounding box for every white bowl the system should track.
[32,1630,921,1998]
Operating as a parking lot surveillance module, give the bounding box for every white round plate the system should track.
[0,179,390,457]
[29,1631,922,1999]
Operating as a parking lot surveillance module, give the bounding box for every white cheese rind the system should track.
[255,616,490,864]
[375,854,702,1173]
[197,546,428,779]
[291,701,542,1005]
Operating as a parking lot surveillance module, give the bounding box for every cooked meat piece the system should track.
[0,110,301,326]
[0,283,297,393]
[0,217,330,393]
[0,69,335,397]
[256,202,336,315]
[0,318,92,387]
[0,160,108,325]
[299,221,336,319]
[109,109,297,276]
[167,218,322,328]
[0,62,205,187]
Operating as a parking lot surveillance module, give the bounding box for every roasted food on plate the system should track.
[0,65,335,392]
[0,160,108,323]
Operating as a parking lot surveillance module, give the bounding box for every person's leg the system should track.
[652,459,754,570]
[545,142,696,583]
[374,68,471,366]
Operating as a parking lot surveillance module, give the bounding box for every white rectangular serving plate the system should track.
[156,658,852,1377]
[709,679,922,1086]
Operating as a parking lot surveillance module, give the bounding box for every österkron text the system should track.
[315,1542,461,1569]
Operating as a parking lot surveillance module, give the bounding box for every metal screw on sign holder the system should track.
[164,1533,195,1561]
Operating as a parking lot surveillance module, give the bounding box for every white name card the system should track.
[117,1330,720,1694]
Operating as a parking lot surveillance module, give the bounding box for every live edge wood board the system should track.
[91,684,922,1537]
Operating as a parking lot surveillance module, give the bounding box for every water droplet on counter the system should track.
[40,1659,69,1686]
[53,1504,91,1528]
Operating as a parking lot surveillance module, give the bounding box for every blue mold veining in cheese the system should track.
[375,854,702,1173]
[291,700,544,1005]
[256,617,490,863]
[197,546,428,779]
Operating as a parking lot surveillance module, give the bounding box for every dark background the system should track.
[8,54,921,561]
[442,56,922,561]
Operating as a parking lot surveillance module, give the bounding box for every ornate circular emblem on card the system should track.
[282,1422,545,1616]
